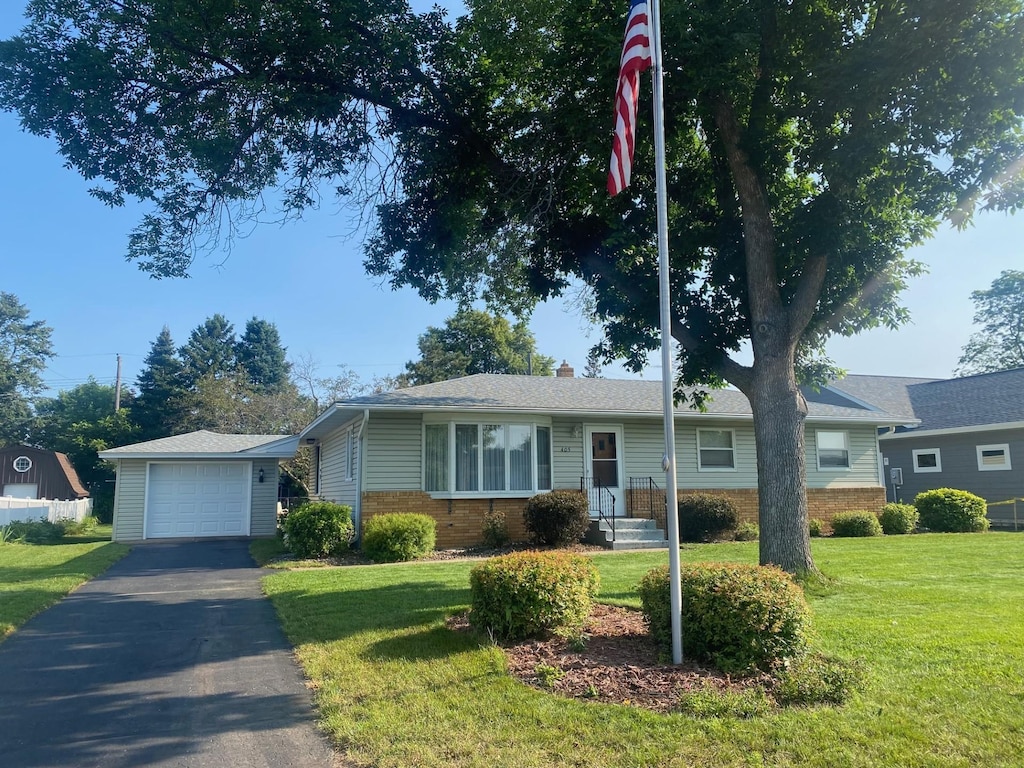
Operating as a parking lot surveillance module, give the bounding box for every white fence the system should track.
[0,497,93,526]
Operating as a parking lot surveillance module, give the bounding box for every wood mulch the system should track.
[448,604,769,713]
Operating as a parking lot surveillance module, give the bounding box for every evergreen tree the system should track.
[133,327,187,440]
[0,292,53,444]
[236,317,290,393]
[180,314,237,387]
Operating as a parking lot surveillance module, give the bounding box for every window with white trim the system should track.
[346,430,356,481]
[697,429,736,470]
[912,448,942,473]
[424,422,552,495]
[816,431,850,469]
[12,456,32,473]
[976,443,1011,471]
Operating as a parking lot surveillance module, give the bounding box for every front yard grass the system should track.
[0,537,129,639]
[262,534,1024,767]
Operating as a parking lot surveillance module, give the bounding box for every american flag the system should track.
[608,0,652,196]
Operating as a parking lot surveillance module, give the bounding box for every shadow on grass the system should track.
[363,623,481,662]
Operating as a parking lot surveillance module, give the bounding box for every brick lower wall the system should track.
[360,491,530,549]
[629,486,888,528]
[363,485,888,548]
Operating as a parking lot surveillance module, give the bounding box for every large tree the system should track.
[133,326,188,441]
[404,309,555,385]
[179,314,237,386]
[0,292,54,444]
[2,1,1023,571]
[955,270,1024,375]
[236,317,290,393]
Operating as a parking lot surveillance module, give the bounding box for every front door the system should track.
[584,425,624,518]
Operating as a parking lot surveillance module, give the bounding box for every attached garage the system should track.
[99,431,298,542]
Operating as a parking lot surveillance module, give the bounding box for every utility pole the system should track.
[114,353,122,411]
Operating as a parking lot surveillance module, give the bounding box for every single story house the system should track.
[299,369,908,548]
[98,431,298,541]
[831,368,1024,527]
[0,444,89,500]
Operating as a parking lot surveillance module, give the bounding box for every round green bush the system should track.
[878,502,919,535]
[522,490,590,547]
[638,562,810,673]
[481,509,510,549]
[678,493,739,542]
[830,510,883,537]
[361,512,437,562]
[915,488,989,532]
[282,501,355,559]
[808,518,826,538]
[470,551,599,640]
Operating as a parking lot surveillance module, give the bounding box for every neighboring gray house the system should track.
[830,369,1024,526]
[300,370,906,548]
[98,431,298,542]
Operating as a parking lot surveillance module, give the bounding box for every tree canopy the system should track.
[404,309,555,385]
[0,292,54,444]
[2,0,1023,570]
[955,270,1024,375]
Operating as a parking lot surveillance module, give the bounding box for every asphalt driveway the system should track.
[0,540,340,768]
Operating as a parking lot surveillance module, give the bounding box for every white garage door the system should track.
[146,463,250,538]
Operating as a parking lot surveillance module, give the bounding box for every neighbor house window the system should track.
[816,431,850,469]
[912,448,942,473]
[697,429,735,470]
[425,422,552,495]
[12,456,31,473]
[976,444,1011,471]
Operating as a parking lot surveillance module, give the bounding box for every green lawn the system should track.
[0,535,129,639]
[263,534,1024,767]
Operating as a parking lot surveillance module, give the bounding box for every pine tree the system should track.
[180,314,237,387]
[236,317,290,393]
[133,327,187,440]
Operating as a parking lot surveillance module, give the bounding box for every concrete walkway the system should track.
[0,540,341,768]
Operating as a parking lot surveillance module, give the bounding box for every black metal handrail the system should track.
[581,477,618,540]
[627,476,667,531]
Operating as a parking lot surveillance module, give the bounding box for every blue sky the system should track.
[1,5,1020,398]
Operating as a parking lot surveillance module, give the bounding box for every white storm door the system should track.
[584,425,625,518]
[146,463,251,538]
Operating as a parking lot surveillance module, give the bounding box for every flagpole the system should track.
[649,0,683,664]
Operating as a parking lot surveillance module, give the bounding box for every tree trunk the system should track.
[748,352,816,574]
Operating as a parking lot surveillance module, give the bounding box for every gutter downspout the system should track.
[355,410,370,539]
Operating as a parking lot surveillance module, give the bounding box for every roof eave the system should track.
[879,419,1024,440]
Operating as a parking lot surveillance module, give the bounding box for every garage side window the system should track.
[976,443,1011,471]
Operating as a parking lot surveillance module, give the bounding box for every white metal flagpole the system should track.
[648,0,683,664]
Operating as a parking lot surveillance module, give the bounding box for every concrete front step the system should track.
[586,518,669,549]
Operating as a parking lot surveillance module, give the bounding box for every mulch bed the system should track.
[448,604,769,713]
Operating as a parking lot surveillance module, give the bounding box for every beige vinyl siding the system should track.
[319,415,362,505]
[364,412,422,491]
[552,418,585,489]
[112,459,147,541]
[806,424,882,488]
[250,458,279,537]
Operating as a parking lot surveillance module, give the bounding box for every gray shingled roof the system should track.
[833,369,1024,431]
[300,375,903,439]
[98,430,298,458]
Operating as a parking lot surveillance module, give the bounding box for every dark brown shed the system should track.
[0,445,89,500]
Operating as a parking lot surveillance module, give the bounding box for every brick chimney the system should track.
[556,360,575,378]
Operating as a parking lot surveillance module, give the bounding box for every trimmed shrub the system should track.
[469,551,599,640]
[638,563,810,673]
[915,488,989,533]
[830,510,883,538]
[678,493,739,542]
[362,513,437,562]
[481,509,510,549]
[878,503,919,535]
[734,522,760,541]
[282,501,355,559]
[523,490,590,547]
[808,518,826,538]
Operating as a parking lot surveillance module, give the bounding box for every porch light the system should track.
[258,468,265,483]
